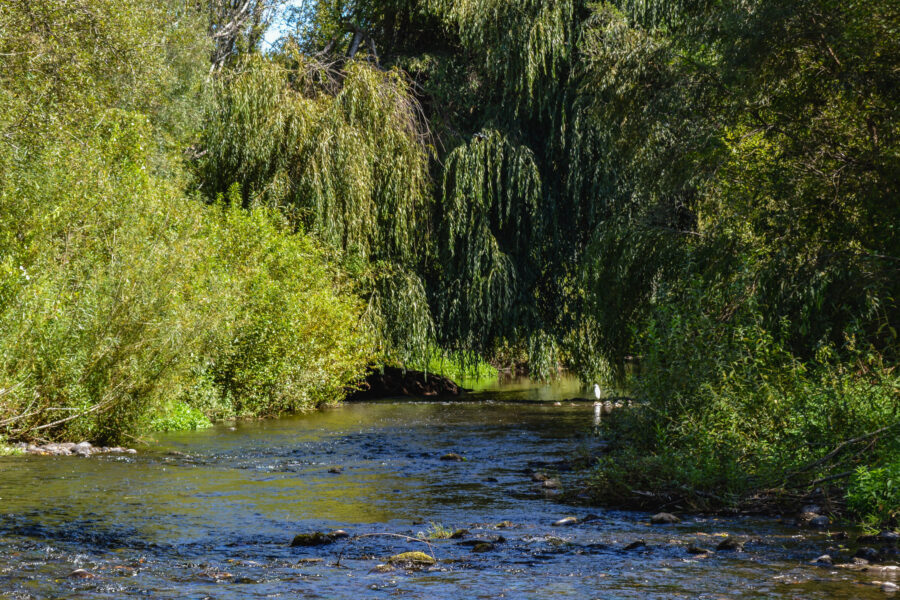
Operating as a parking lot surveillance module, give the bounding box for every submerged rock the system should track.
[458,536,505,546]
[450,529,469,539]
[553,517,578,526]
[472,542,495,553]
[812,554,833,566]
[856,547,881,563]
[687,544,713,555]
[650,513,680,525]
[440,453,465,461]
[290,531,339,547]
[542,478,560,489]
[371,563,396,573]
[623,540,646,551]
[716,537,743,551]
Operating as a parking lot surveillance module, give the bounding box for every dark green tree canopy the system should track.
[197,0,899,376]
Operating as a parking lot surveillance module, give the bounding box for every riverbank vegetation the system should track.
[1,0,897,525]
[0,1,373,443]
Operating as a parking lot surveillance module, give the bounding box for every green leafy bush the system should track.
[150,401,213,433]
[189,193,375,418]
[847,459,900,528]
[0,0,374,443]
[588,277,900,521]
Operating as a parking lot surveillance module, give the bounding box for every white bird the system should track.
[593,383,602,401]
[592,383,603,423]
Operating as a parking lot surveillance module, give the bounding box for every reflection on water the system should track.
[0,386,891,599]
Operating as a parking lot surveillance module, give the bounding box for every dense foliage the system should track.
[0,0,372,444]
[211,0,897,523]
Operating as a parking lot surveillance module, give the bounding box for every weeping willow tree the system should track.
[221,0,897,381]
[411,0,675,378]
[196,51,436,365]
[261,0,650,378]
[437,130,542,354]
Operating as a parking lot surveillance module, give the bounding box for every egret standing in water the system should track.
[593,383,603,424]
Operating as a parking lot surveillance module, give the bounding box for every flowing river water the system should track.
[0,378,894,599]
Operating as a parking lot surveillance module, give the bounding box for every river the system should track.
[0,378,892,598]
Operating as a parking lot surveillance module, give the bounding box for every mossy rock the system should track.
[387,551,436,566]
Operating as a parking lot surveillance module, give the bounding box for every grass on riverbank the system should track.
[0,436,23,456]
[408,349,498,385]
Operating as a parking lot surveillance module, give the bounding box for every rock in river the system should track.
[856,547,881,563]
[387,551,435,567]
[650,512,680,525]
[807,515,831,529]
[716,536,743,551]
[440,453,465,462]
[67,569,96,579]
[553,517,578,526]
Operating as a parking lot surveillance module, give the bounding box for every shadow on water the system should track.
[0,377,894,599]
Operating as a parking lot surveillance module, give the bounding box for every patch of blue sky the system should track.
[263,0,304,50]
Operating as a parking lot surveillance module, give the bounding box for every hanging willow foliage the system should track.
[199,54,431,262]
[437,129,543,354]
[197,52,436,363]
[423,0,578,115]
[223,0,897,379]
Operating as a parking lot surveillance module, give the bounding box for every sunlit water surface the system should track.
[0,379,892,598]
